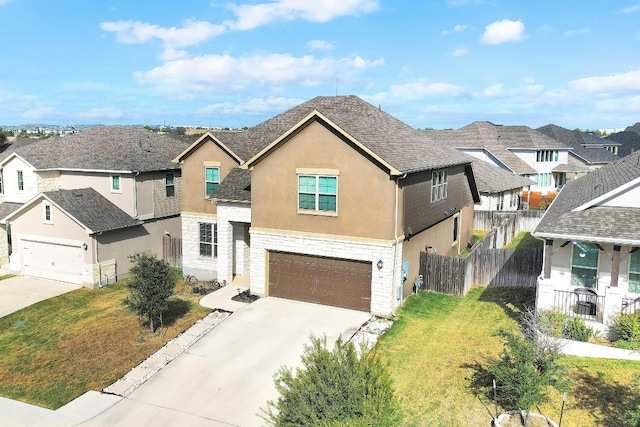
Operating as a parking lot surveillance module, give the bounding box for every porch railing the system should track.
[553,289,605,323]
[622,297,640,315]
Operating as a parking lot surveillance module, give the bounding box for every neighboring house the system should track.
[0,126,188,286]
[426,122,572,196]
[606,123,640,157]
[537,124,619,178]
[174,95,480,317]
[470,160,534,211]
[532,151,640,328]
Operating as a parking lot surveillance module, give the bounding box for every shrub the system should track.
[537,310,566,338]
[623,404,640,427]
[612,312,640,342]
[263,336,402,427]
[564,316,598,342]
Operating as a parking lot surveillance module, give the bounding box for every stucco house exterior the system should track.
[533,150,640,329]
[0,126,188,286]
[174,95,480,316]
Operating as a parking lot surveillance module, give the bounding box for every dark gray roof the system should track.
[11,126,189,172]
[607,131,640,157]
[211,168,251,204]
[44,188,141,234]
[219,96,471,174]
[471,160,534,194]
[533,150,640,243]
[0,202,23,219]
[537,124,619,164]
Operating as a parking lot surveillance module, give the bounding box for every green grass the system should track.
[458,230,489,258]
[506,231,543,249]
[0,282,211,409]
[376,288,640,426]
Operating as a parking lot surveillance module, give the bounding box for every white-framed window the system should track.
[452,213,459,244]
[199,222,217,257]
[111,175,121,193]
[43,202,52,224]
[510,190,519,208]
[497,193,504,211]
[629,250,640,293]
[17,170,24,191]
[298,175,337,213]
[431,169,448,202]
[536,150,559,162]
[205,167,220,196]
[533,173,553,187]
[165,173,175,197]
[571,242,599,288]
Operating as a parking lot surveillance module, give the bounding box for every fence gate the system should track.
[163,235,182,267]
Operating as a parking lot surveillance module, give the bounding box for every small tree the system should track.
[263,336,402,427]
[125,252,176,332]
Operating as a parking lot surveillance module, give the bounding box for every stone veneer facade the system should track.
[181,213,218,281]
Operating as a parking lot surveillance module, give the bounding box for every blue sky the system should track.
[1,0,640,130]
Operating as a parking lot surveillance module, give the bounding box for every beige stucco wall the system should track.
[180,137,241,216]
[250,120,398,240]
[60,171,136,217]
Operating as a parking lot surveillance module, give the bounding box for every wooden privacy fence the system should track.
[420,247,543,296]
[473,209,545,233]
[163,235,182,268]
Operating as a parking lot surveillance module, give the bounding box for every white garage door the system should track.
[22,240,84,284]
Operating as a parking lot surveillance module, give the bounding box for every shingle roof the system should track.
[0,202,23,220]
[470,160,534,194]
[12,126,189,172]
[607,131,640,157]
[533,150,640,242]
[221,95,472,174]
[211,168,251,203]
[44,188,141,234]
[537,124,619,164]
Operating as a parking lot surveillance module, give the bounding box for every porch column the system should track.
[543,239,553,279]
[610,245,621,287]
[216,218,234,283]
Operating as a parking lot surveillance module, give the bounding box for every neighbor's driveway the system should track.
[80,297,371,427]
[0,276,82,317]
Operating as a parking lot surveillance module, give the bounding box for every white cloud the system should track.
[133,53,384,98]
[483,84,504,97]
[0,0,14,5]
[448,48,469,57]
[386,80,465,99]
[564,28,591,36]
[197,96,302,117]
[78,107,123,119]
[225,0,379,31]
[160,48,190,61]
[21,107,57,121]
[100,19,225,48]
[441,24,468,36]
[569,70,640,93]
[307,39,335,51]
[480,19,526,45]
[619,4,640,13]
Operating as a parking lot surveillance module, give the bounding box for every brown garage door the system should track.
[268,252,371,312]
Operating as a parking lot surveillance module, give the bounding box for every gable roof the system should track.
[537,124,619,165]
[470,160,534,194]
[173,131,246,165]
[2,188,141,233]
[211,168,251,204]
[5,126,189,172]
[533,150,640,244]
[606,131,640,157]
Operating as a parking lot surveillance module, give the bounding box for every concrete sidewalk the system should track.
[0,276,81,318]
[554,336,640,360]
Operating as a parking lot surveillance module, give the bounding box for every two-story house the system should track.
[0,126,188,286]
[174,95,480,317]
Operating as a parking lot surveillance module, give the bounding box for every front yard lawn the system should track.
[506,231,543,249]
[377,288,640,426]
[0,282,210,409]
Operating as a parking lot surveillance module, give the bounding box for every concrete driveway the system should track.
[81,297,371,427]
[0,276,82,317]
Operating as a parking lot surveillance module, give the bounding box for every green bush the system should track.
[564,316,598,342]
[612,312,640,342]
[623,404,640,427]
[537,310,566,338]
[263,336,402,427]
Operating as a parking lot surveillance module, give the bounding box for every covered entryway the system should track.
[268,251,371,312]
[22,240,84,284]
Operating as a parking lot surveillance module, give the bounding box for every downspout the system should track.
[392,174,407,310]
[133,171,140,218]
[94,234,102,288]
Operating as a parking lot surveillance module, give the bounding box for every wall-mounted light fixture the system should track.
[82,242,88,251]
[377,259,384,270]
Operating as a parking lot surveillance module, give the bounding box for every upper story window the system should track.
[205,167,220,196]
[43,202,52,223]
[17,170,24,191]
[605,146,618,155]
[629,251,640,293]
[165,173,175,197]
[536,150,559,162]
[111,175,121,193]
[298,175,337,213]
[431,169,448,202]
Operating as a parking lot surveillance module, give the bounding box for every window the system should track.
[536,150,559,162]
[452,214,459,244]
[497,193,504,211]
[43,203,52,223]
[533,173,553,187]
[606,146,618,155]
[111,175,121,192]
[571,242,599,288]
[298,175,337,212]
[431,169,448,202]
[205,167,220,196]
[510,190,519,208]
[165,173,175,197]
[629,251,640,293]
[17,170,23,191]
[199,223,217,257]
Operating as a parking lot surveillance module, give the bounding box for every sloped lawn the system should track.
[376,288,640,426]
[0,282,210,409]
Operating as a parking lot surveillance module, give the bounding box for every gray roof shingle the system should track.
[537,124,619,164]
[12,126,190,172]
[471,160,534,194]
[0,202,23,220]
[533,150,640,242]
[211,168,251,203]
[44,188,141,234]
